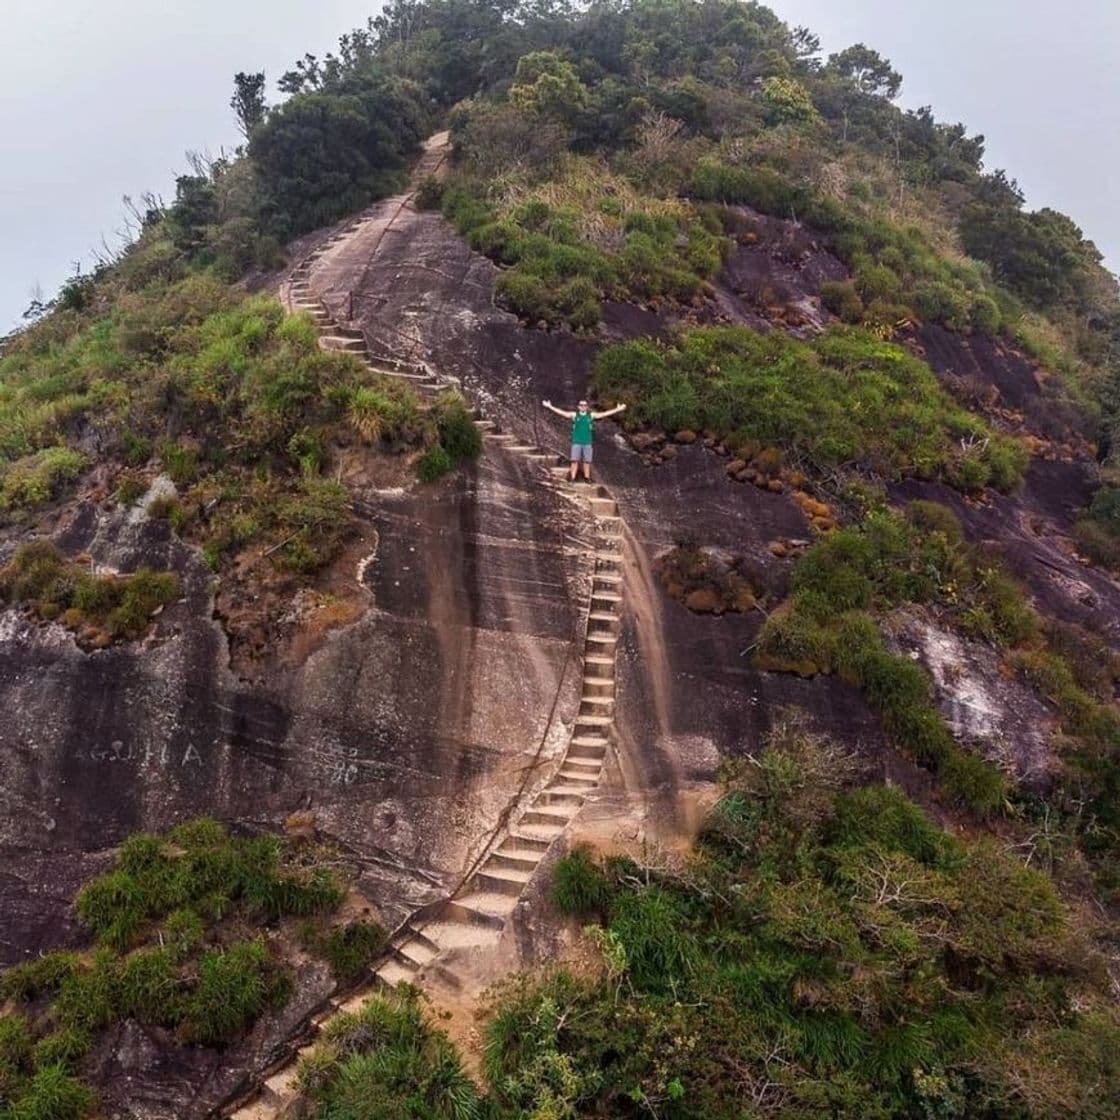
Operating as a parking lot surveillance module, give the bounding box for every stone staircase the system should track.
[222,157,627,1120]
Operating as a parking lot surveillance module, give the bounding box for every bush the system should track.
[552,847,612,916]
[593,325,1025,492]
[417,443,453,483]
[0,448,85,512]
[433,394,483,463]
[302,920,385,985]
[180,940,288,1045]
[820,280,864,323]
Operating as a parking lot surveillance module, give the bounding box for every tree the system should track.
[508,51,589,123]
[230,72,267,139]
[761,75,818,126]
[166,175,219,255]
[826,43,902,100]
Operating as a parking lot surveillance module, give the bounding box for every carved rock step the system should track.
[562,756,604,773]
[588,611,619,624]
[376,958,418,988]
[593,551,622,565]
[584,652,615,667]
[591,588,623,603]
[319,336,367,352]
[581,695,614,709]
[262,1065,301,1101]
[519,805,577,829]
[489,847,543,871]
[585,632,618,647]
[569,738,608,759]
[515,819,566,841]
[392,934,438,968]
[472,865,534,895]
[421,919,502,950]
[583,675,616,689]
[575,716,612,734]
[557,769,600,787]
[538,786,590,805]
[451,891,520,919]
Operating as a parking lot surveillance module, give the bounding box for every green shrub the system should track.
[552,847,612,916]
[593,325,1025,492]
[417,443,453,483]
[820,280,864,323]
[0,448,85,512]
[302,920,386,984]
[433,394,483,463]
[6,1064,95,1120]
[180,940,288,1045]
[300,991,481,1118]
[1,953,80,1004]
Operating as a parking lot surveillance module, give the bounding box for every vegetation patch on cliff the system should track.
[0,540,179,647]
[594,326,1027,492]
[0,819,383,1118]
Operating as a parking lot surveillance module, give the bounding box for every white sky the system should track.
[2,1,1117,332]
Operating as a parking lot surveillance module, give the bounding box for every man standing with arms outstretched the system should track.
[542,397,627,482]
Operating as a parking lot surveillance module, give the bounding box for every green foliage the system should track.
[0,540,179,643]
[0,954,79,1004]
[4,1064,96,1120]
[301,920,386,985]
[417,443,453,483]
[755,506,1036,814]
[298,989,482,1119]
[552,846,612,916]
[442,167,729,330]
[249,77,426,240]
[73,819,342,951]
[594,326,1026,491]
[432,393,483,464]
[181,940,290,1045]
[0,448,85,514]
[478,723,1116,1119]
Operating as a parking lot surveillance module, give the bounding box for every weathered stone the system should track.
[674,429,698,445]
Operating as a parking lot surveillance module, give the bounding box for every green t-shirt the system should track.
[571,411,594,445]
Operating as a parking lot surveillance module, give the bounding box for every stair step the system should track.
[442,899,509,930]
[539,786,590,804]
[589,611,618,623]
[520,805,577,828]
[502,833,552,853]
[584,652,614,665]
[451,891,519,919]
[485,432,517,442]
[563,754,604,771]
[585,633,618,646]
[583,676,615,688]
[320,336,366,351]
[516,820,566,840]
[581,694,614,707]
[392,936,437,968]
[421,919,502,950]
[334,990,374,1016]
[376,958,418,988]
[489,848,543,871]
[473,419,496,429]
[593,551,622,563]
[576,714,612,728]
[263,1065,300,1099]
[230,1098,277,1120]
[473,867,533,895]
[570,733,608,749]
[591,590,623,603]
[558,770,600,787]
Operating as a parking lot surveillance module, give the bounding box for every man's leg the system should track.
[582,443,593,482]
[569,444,579,481]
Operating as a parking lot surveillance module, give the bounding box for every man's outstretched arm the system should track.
[542,400,576,419]
[592,403,628,420]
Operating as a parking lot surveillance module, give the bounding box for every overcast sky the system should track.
[2,1,1117,333]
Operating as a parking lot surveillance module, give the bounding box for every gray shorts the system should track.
[570,443,593,463]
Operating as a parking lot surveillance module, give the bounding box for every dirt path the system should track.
[223,135,632,1119]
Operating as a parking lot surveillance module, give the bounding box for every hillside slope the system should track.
[2,2,1120,1118]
